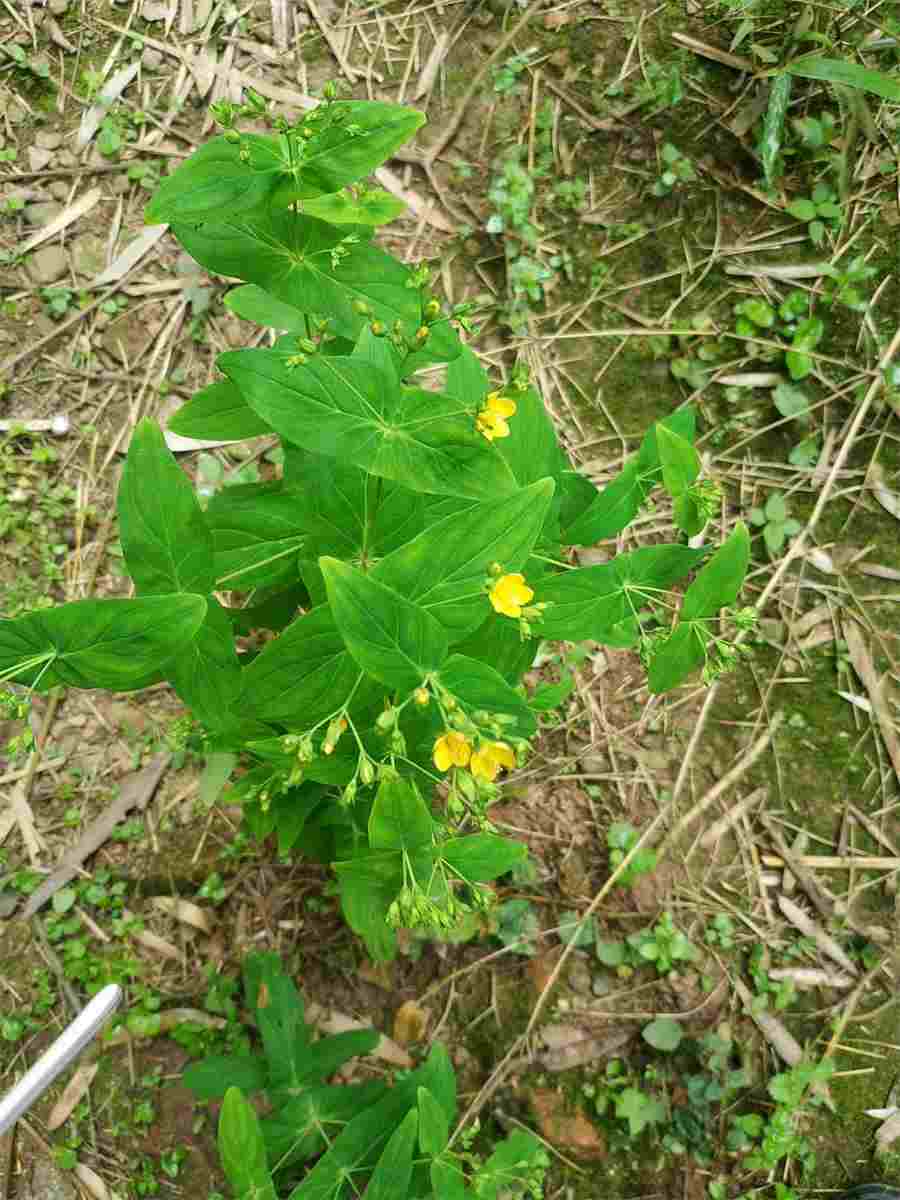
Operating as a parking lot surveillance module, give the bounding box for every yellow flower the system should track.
[489,573,534,618]
[470,741,516,782]
[475,391,517,442]
[433,731,471,772]
[485,391,517,419]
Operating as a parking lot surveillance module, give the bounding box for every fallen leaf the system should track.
[870,463,900,520]
[393,999,429,1046]
[526,1087,607,1160]
[312,1008,412,1068]
[89,225,168,288]
[74,1163,109,1200]
[20,189,102,257]
[77,64,140,149]
[47,1063,98,1130]
[150,896,212,934]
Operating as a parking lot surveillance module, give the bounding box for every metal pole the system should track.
[0,984,122,1136]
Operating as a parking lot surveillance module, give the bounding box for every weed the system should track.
[748,492,803,558]
[606,822,658,887]
[787,182,844,246]
[652,143,697,196]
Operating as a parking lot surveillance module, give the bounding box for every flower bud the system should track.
[424,299,441,320]
[359,756,376,785]
[376,707,395,731]
[413,687,430,706]
[353,299,371,315]
[414,326,430,343]
[370,320,387,337]
[224,128,241,144]
[488,562,503,576]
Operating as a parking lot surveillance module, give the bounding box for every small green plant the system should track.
[185,952,548,1199]
[595,911,698,977]
[786,182,843,245]
[730,1059,835,1177]
[492,50,536,95]
[0,44,51,81]
[39,287,77,320]
[748,492,803,558]
[606,822,658,887]
[651,143,696,196]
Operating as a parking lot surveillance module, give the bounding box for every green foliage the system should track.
[651,143,697,196]
[749,492,803,558]
[191,953,548,1200]
[0,87,749,963]
[787,182,843,246]
[606,822,658,887]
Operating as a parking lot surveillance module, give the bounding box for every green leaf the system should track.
[439,833,526,882]
[656,424,700,499]
[681,523,750,621]
[473,1129,544,1200]
[184,1055,267,1101]
[528,673,575,712]
[165,596,242,732]
[167,379,274,442]
[558,470,598,541]
[536,544,706,642]
[451,612,537,684]
[417,1087,449,1156]
[765,492,788,523]
[355,1109,420,1200]
[494,384,562,490]
[224,285,311,334]
[219,350,515,501]
[288,1048,445,1199]
[0,594,207,692]
[595,939,625,967]
[761,74,792,188]
[559,911,595,947]
[373,480,553,638]
[773,382,810,422]
[204,484,308,591]
[786,349,813,380]
[173,209,433,346]
[431,1158,470,1200]
[787,197,817,221]
[145,134,284,224]
[565,408,696,545]
[436,654,536,738]
[647,623,709,694]
[334,851,403,963]
[321,557,449,691]
[279,102,425,199]
[764,522,786,555]
[786,56,900,101]
[615,1087,666,1137]
[237,604,364,725]
[642,1016,683,1052]
[218,1087,276,1200]
[562,460,648,546]
[301,188,406,225]
[673,492,705,537]
[369,775,434,850]
[117,419,215,595]
[262,1081,387,1171]
[284,452,423,562]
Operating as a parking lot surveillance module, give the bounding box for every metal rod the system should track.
[0,984,122,1135]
